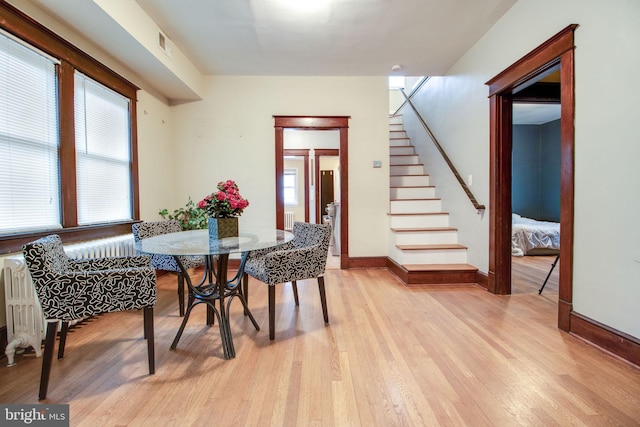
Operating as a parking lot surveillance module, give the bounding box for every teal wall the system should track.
[512,119,560,222]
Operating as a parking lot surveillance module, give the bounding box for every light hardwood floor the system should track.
[1,264,639,426]
[512,254,559,296]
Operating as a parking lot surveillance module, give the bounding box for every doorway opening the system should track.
[487,25,577,330]
[274,116,350,269]
[511,69,561,297]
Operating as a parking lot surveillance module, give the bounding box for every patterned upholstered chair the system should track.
[243,222,331,340]
[132,220,205,316]
[22,234,157,400]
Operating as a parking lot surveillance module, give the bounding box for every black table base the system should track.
[170,252,259,359]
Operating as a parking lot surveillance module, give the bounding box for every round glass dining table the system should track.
[135,227,293,359]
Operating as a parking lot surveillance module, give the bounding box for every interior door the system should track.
[319,170,334,222]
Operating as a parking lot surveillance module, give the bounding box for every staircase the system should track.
[388,115,478,285]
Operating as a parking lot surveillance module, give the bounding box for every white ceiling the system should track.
[27,0,517,80]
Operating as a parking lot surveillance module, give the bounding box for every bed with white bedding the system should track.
[511,213,560,256]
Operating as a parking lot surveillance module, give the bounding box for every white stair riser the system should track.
[390,175,430,187]
[390,155,420,166]
[390,146,415,155]
[391,186,436,199]
[390,139,411,147]
[392,231,458,245]
[390,247,468,264]
[390,165,424,175]
[389,117,403,125]
[390,199,442,214]
[390,214,450,228]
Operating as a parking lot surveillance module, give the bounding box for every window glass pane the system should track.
[283,174,295,187]
[0,32,60,233]
[75,72,132,225]
[284,168,297,205]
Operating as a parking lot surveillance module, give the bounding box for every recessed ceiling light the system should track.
[272,0,330,13]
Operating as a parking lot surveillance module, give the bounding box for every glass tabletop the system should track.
[134,228,293,256]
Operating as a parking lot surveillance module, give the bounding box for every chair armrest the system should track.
[72,255,152,271]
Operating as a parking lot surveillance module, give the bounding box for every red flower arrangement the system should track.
[198,180,250,218]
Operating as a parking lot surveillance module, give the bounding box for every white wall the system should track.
[136,91,178,220]
[170,76,390,257]
[403,0,640,338]
[284,129,340,149]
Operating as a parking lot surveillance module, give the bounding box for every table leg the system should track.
[216,254,236,359]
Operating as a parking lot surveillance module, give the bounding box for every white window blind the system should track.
[0,32,60,233]
[74,72,132,225]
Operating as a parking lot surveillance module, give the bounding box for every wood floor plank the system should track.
[1,264,639,426]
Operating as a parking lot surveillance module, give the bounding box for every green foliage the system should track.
[159,197,208,231]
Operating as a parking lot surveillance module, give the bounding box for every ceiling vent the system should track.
[158,31,173,58]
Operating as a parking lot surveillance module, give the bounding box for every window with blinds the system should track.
[0,3,139,253]
[74,72,132,225]
[0,31,61,234]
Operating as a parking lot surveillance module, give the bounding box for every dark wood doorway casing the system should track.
[274,116,350,269]
[486,24,577,331]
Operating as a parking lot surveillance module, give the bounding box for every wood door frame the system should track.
[283,149,310,222]
[315,149,340,222]
[486,24,577,331]
[274,116,350,269]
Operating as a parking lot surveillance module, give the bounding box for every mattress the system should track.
[511,213,560,256]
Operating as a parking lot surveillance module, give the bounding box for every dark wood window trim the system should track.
[0,2,140,254]
[486,24,577,331]
[274,116,350,268]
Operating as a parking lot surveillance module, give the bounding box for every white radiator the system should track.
[3,234,135,366]
[284,212,295,231]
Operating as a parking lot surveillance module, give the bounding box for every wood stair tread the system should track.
[402,263,478,272]
[390,185,434,189]
[396,244,467,250]
[391,227,457,232]
[390,173,429,177]
[388,212,449,216]
[391,198,440,201]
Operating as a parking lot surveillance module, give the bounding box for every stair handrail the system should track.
[390,76,430,117]
[398,88,486,211]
